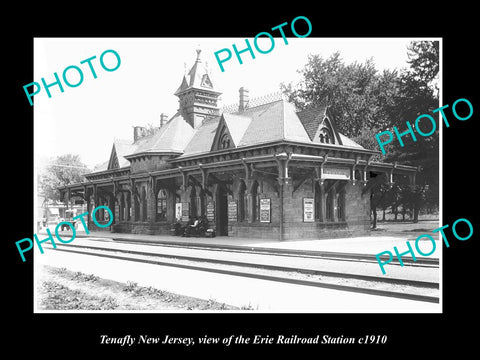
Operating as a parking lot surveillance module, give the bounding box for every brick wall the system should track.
[112,222,172,235]
[228,177,370,240]
[130,155,171,174]
[103,177,371,240]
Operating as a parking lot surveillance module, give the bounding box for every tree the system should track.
[281,53,400,138]
[144,123,160,136]
[405,41,439,94]
[39,154,90,206]
[351,124,385,162]
[282,42,440,223]
[385,40,440,217]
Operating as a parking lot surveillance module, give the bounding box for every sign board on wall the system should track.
[228,200,237,222]
[175,203,182,221]
[260,198,271,223]
[322,167,350,180]
[181,202,190,222]
[303,197,314,222]
[206,201,215,221]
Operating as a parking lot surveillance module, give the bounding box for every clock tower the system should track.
[174,49,222,129]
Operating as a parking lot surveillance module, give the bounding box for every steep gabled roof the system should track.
[338,133,363,148]
[113,139,137,167]
[177,97,366,159]
[210,113,252,151]
[222,113,252,146]
[174,49,220,96]
[181,117,220,157]
[296,104,328,141]
[126,113,195,157]
[235,99,310,146]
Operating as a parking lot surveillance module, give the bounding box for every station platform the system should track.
[46,219,441,260]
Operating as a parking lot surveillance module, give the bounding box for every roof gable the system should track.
[169,98,367,160]
[282,101,312,142]
[296,98,345,146]
[296,106,327,140]
[211,113,252,151]
[107,139,137,169]
[236,100,310,147]
[174,50,220,96]
[182,117,220,157]
[312,114,343,145]
[107,144,120,170]
[211,119,234,151]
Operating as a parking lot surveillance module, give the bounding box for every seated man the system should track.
[190,217,199,232]
[184,217,199,236]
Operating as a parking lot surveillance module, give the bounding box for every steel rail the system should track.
[107,237,440,267]
[42,244,439,304]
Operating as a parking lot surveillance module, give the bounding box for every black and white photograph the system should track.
[7,7,478,357]
[32,37,441,313]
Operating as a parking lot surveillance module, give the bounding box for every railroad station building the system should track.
[59,49,418,240]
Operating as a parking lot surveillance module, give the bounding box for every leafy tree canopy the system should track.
[281,41,440,218]
[39,154,90,204]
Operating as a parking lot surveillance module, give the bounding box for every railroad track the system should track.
[109,237,439,267]
[42,241,439,304]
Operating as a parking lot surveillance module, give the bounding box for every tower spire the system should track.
[174,49,222,129]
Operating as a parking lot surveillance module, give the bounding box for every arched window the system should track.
[141,187,147,222]
[190,185,197,218]
[314,181,323,221]
[126,192,131,220]
[337,190,345,221]
[196,188,205,217]
[156,189,168,221]
[134,194,140,221]
[251,180,260,222]
[319,127,334,144]
[220,133,231,149]
[119,193,125,221]
[326,190,334,221]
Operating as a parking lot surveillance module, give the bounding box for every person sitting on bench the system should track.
[185,217,199,236]
[190,217,199,230]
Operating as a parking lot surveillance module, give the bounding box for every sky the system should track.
[33,37,429,169]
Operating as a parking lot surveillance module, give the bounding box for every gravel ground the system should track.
[37,265,244,311]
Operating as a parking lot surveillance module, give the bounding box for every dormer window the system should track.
[319,127,333,144]
[220,133,231,149]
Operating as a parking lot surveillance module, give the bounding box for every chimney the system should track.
[239,87,249,112]
[160,113,168,128]
[133,126,147,142]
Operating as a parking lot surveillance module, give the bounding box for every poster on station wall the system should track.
[181,202,189,222]
[228,200,237,222]
[260,198,271,223]
[206,201,215,221]
[303,197,315,222]
[175,202,182,221]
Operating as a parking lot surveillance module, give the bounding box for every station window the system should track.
[126,192,131,221]
[120,193,125,221]
[252,181,260,222]
[319,127,334,144]
[190,185,197,218]
[220,133,231,149]
[141,187,147,222]
[134,195,140,221]
[156,189,168,221]
[314,182,323,221]
[325,190,334,221]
